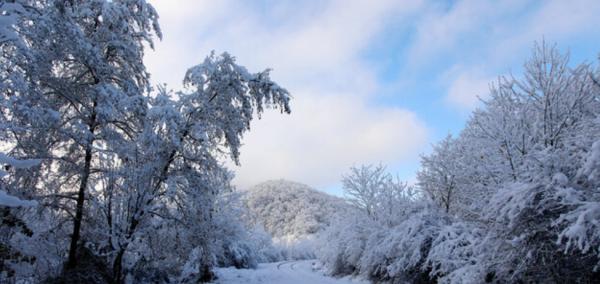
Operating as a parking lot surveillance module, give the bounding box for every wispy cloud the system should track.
[402,0,600,110]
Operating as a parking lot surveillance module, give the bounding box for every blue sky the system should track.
[145,0,600,195]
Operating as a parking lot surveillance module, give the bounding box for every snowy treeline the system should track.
[0,1,290,282]
[317,44,600,283]
[242,180,352,260]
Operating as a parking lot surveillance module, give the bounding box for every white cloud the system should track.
[444,66,494,110]
[232,92,428,189]
[145,0,429,190]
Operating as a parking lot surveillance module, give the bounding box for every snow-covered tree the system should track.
[417,135,463,213]
[1,1,291,282]
[101,52,290,282]
[342,164,386,217]
[1,1,161,276]
[343,164,415,225]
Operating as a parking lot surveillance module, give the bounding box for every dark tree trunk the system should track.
[113,249,125,283]
[66,102,97,269]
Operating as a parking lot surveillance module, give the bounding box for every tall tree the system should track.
[104,52,290,282]
[1,0,161,270]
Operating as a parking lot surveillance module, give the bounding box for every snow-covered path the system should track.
[211,260,368,284]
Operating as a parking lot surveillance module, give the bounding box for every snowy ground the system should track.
[211,260,368,284]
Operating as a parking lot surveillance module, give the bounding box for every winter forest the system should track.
[1,1,600,283]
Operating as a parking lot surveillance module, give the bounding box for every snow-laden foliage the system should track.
[0,153,38,207]
[358,208,448,283]
[425,221,486,284]
[316,209,374,276]
[0,152,39,207]
[242,180,351,260]
[0,152,39,280]
[318,200,447,283]
[318,43,600,283]
[318,164,436,282]
[0,2,25,45]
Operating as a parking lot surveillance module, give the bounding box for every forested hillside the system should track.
[241,180,351,258]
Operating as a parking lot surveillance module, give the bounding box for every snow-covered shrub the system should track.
[316,210,374,276]
[246,226,283,263]
[358,207,448,283]
[426,221,486,284]
[551,141,600,273]
[476,178,600,283]
[211,191,260,269]
[555,191,600,271]
[177,247,213,284]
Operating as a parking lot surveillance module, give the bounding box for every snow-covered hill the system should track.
[242,180,350,246]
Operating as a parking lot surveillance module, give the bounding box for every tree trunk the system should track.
[66,103,97,269]
[113,248,125,283]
